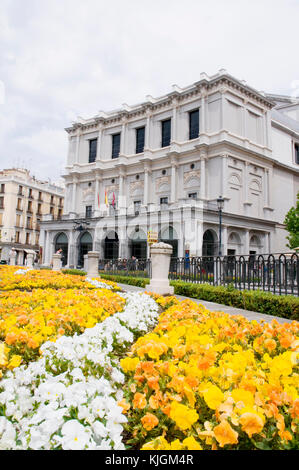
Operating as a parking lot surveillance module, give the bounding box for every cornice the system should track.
[65,72,275,135]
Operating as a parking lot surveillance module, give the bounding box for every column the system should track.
[268,166,273,207]
[221,154,228,198]
[118,168,126,210]
[244,230,250,255]
[75,130,80,163]
[200,94,206,134]
[67,230,75,268]
[94,173,102,217]
[71,177,78,215]
[220,91,226,130]
[145,112,151,149]
[263,168,269,207]
[243,161,250,204]
[170,157,177,203]
[266,110,272,149]
[120,120,127,155]
[96,126,103,160]
[172,103,178,142]
[144,170,149,205]
[44,231,50,265]
[222,225,228,256]
[200,153,206,200]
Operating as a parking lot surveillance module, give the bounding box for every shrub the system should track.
[62,269,87,276]
[99,275,299,320]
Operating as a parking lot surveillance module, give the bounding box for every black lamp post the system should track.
[217,196,224,256]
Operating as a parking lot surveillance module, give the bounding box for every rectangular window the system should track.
[188,192,197,199]
[26,233,30,245]
[85,206,92,218]
[0,184,5,193]
[27,217,32,229]
[16,214,21,227]
[89,138,97,163]
[0,213,3,225]
[17,198,22,210]
[160,197,168,206]
[28,188,33,198]
[136,127,145,154]
[134,200,141,214]
[18,185,23,195]
[0,197,4,209]
[295,143,299,164]
[27,201,32,212]
[58,208,62,219]
[35,233,39,245]
[189,109,199,140]
[161,119,171,147]
[38,191,42,201]
[37,203,42,215]
[50,195,54,204]
[112,133,121,159]
[50,206,54,215]
[15,231,20,243]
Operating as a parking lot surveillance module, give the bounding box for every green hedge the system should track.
[99,274,299,321]
[100,274,148,288]
[62,269,87,276]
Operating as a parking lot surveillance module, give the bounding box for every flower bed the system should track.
[120,297,299,450]
[0,287,125,374]
[0,266,118,292]
[0,292,159,449]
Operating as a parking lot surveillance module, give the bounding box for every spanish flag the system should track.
[105,190,109,208]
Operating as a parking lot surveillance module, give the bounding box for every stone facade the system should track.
[40,70,299,268]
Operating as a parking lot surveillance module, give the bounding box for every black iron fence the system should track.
[98,258,151,278]
[169,253,299,296]
[97,253,298,296]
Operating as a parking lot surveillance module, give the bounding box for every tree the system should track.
[284,192,299,249]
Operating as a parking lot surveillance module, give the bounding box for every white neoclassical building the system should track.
[40,70,299,268]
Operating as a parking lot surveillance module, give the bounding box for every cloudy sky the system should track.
[0,0,298,183]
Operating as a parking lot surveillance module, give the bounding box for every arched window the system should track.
[55,232,68,267]
[78,232,92,267]
[160,226,178,257]
[202,229,218,256]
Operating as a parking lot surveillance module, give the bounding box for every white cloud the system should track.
[0,0,298,180]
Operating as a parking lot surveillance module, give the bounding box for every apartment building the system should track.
[0,168,64,265]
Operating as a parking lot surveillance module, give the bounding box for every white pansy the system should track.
[0,281,160,450]
[0,416,16,450]
[60,420,92,450]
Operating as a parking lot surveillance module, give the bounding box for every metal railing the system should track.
[98,258,151,278]
[96,253,298,296]
[169,253,299,296]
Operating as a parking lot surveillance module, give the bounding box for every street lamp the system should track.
[217,196,224,256]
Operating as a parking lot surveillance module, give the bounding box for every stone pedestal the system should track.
[83,254,88,273]
[87,251,100,278]
[52,254,62,271]
[9,250,17,266]
[148,242,174,295]
[26,252,35,268]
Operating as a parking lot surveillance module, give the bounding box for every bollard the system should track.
[148,242,174,295]
[52,253,62,271]
[9,250,17,266]
[26,252,35,268]
[87,251,100,278]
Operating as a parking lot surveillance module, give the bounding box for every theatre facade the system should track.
[40,70,299,267]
